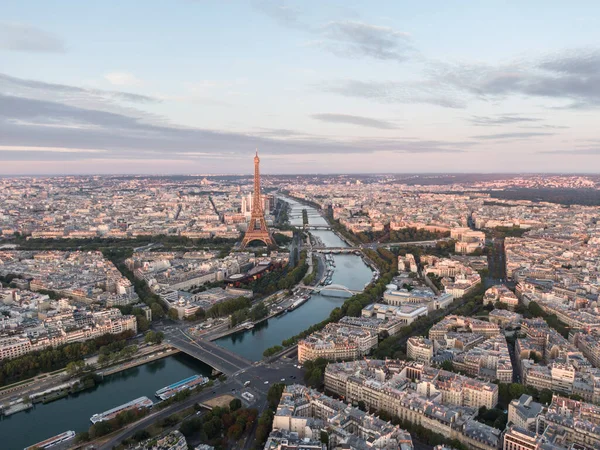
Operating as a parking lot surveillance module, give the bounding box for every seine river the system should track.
[1,197,372,449]
[214,197,373,360]
[1,354,212,450]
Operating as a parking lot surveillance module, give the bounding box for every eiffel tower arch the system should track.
[240,150,275,249]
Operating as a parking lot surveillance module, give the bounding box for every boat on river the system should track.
[90,396,153,424]
[155,374,209,400]
[24,430,75,450]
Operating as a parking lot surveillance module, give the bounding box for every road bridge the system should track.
[311,240,442,252]
[164,329,252,376]
[304,225,332,230]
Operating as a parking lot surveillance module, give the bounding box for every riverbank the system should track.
[0,343,178,415]
[1,354,213,450]
[98,345,180,376]
[214,197,374,361]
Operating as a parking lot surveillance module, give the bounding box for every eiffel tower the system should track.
[240,150,274,249]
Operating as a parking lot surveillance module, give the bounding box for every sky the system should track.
[1,1,600,175]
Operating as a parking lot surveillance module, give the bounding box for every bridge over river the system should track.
[164,328,253,376]
[303,284,361,297]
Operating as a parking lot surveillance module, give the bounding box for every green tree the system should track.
[441,360,454,372]
[135,315,150,332]
[168,308,179,321]
[97,353,111,366]
[229,398,242,411]
[132,430,150,442]
[151,303,166,320]
[74,431,90,443]
[267,383,285,409]
[539,389,553,405]
[144,330,164,344]
[179,416,202,437]
[346,301,363,317]
[66,360,85,376]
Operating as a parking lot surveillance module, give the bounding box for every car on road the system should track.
[281,378,285,381]
[264,381,269,384]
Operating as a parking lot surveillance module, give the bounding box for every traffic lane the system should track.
[165,334,246,374]
[197,339,252,366]
[244,363,306,388]
[169,328,252,368]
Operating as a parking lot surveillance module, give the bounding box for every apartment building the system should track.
[297,323,377,363]
[407,336,434,364]
[484,285,519,310]
[503,426,543,450]
[508,395,544,432]
[271,384,414,450]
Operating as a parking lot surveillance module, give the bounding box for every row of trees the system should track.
[495,381,580,409]
[13,234,237,251]
[102,248,168,320]
[179,404,259,446]
[254,383,286,446]
[97,343,138,366]
[230,302,269,327]
[302,256,319,285]
[373,279,487,360]
[526,301,569,338]
[272,232,293,246]
[206,296,252,318]
[356,227,450,244]
[144,330,165,344]
[0,330,134,385]
[246,252,309,296]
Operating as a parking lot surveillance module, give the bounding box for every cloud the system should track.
[538,147,600,155]
[0,145,106,154]
[319,48,600,110]
[0,22,65,53]
[104,72,143,86]
[0,91,467,163]
[254,1,305,29]
[317,21,412,62]
[520,124,570,130]
[255,5,413,63]
[430,48,600,108]
[469,115,543,126]
[0,72,157,104]
[318,79,465,108]
[538,49,600,75]
[311,113,397,129]
[471,132,555,140]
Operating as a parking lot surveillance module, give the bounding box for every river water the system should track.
[2,354,212,450]
[2,197,372,449]
[214,197,373,360]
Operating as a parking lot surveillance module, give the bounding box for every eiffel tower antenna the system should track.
[240,149,274,249]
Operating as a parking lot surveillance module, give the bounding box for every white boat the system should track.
[25,430,76,450]
[90,396,153,424]
[155,375,209,400]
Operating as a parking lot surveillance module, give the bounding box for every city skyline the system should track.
[2,1,600,175]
